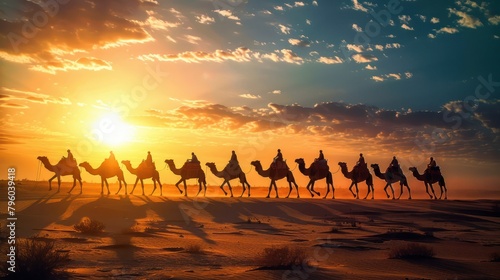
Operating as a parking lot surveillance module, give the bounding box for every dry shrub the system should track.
[259,245,309,269]
[2,238,70,279]
[73,217,105,234]
[388,242,435,259]
[185,243,204,254]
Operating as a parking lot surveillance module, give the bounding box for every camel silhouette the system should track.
[339,162,374,199]
[251,160,299,198]
[164,159,206,197]
[37,156,82,193]
[409,167,447,199]
[79,161,127,195]
[206,162,251,197]
[121,160,162,196]
[371,164,411,199]
[295,158,334,199]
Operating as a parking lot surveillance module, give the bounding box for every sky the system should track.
[1,0,499,197]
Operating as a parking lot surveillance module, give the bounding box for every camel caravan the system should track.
[37,149,448,200]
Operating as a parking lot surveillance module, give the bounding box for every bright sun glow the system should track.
[92,113,136,147]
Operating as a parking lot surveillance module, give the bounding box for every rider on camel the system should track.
[230,150,238,163]
[189,152,200,164]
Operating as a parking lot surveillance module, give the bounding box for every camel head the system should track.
[205,162,215,167]
[338,162,347,167]
[37,156,47,161]
[78,162,89,167]
[250,160,261,167]
[165,159,174,164]
[371,163,379,169]
[121,160,131,165]
[409,167,417,172]
[295,158,305,165]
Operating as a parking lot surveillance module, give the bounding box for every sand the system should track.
[1,181,499,279]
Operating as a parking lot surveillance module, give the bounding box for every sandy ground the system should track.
[1,181,499,279]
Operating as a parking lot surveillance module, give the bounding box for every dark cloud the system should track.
[0,0,154,72]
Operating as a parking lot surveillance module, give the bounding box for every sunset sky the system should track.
[1,0,499,196]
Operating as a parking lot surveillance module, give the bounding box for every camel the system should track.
[121,160,162,196]
[250,160,299,198]
[409,167,447,199]
[164,159,206,197]
[338,162,374,199]
[295,158,334,199]
[206,162,251,197]
[79,161,127,195]
[37,156,82,193]
[371,164,411,199]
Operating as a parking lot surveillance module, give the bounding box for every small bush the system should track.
[185,244,204,254]
[2,238,69,279]
[388,242,435,259]
[74,217,105,234]
[489,252,500,262]
[259,245,309,269]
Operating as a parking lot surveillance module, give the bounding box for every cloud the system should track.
[271,90,282,95]
[431,17,440,24]
[448,8,483,28]
[278,24,291,34]
[239,94,261,99]
[1,87,72,107]
[371,72,412,82]
[352,54,378,63]
[288,38,310,47]
[27,57,113,74]
[401,23,414,30]
[436,27,459,34]
[346,44,364,53]
[214,9,240,21]
[274,6,284,11]
[488,15,500,25]
[428,33,436,39]
[371,75,385,82]
[351,0,369,12]
[365,64,377,70]
[352,24,363,32]
[312,1,318,6]
[317,56,343,64]
[138,47,304,65]
[294,2,305,7]
[0,0,155,72]
[196,14,215,24]
[184,35,202,45]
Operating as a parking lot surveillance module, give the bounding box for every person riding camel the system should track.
[317,150,325,161]
[356,153,365,167]
[389,156,402,178]
[428,157,437,169]
[146,151,153,165]
[65,149,76,167]
[273,149,284,169]
[109,151,116,162]
[189,152,200,164]
[230,150,238,163]
[67,149,74,161]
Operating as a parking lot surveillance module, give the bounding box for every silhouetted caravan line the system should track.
[165,159,207,197]
[79,160,127,195]
[122,160,162,196]
[295,158,334,199]
[37,156,83,193]
[371,163,411,199]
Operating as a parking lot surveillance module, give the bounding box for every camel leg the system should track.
[48,175,58,191]
[323,183,330,199]
[140,179,146,196]
[116,180,122,195]
[129,178,139,194]
[203,180,207,197]
[266,181,273,198]
[424,182,433,199]
[349,182,358,199]
[306,181,314,197]
[150,181,157,196]
[286,182,293,198]
[56,176,62,193]
[227,181,233,197]
[363,182,370,199]
[196,181,202,197]
[293,181,300,198]
[220,181,228,196]
[105,179,110,195]
[273,181,279,198]
[246,182,251,197]
[240,183,246,197]
[406,183,412,199]
[68,178,78,194]
[159,180,163,196]
[310,180,320,197]
[440,180,447,200]
[183,180,188,197]
[428,182,437,200]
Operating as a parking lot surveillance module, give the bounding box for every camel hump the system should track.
[139,160,156,171]
[102,158,119,170]
[224,161,241,174]
[59,157,77,168]
[425,166,441,177]
[313,159,329,170]
[271,161,288,170]
[183,162,201,170]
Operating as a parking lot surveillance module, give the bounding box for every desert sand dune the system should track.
[1,181,499,279]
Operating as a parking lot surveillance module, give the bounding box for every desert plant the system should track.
[2,237,69,279]
[73,217,105,234]
[259,245,309,269]
[185,243,204,254]
[388,242,435,259]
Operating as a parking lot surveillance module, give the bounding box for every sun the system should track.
[92,113,136,147]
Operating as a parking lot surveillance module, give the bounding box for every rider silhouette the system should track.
[146,151,153,165]
[190,152,199,164]
[317,150,325,161]
[67,149,74,161]
[230,150,238,163]
[274,149,283,162]
[357,153,365,167]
